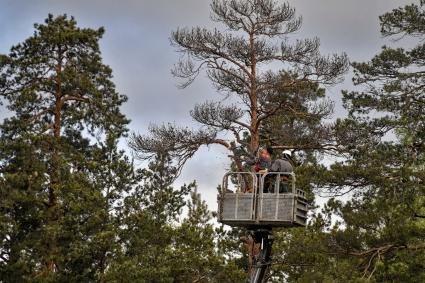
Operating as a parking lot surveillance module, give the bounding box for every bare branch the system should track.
[129,123,231,174]
[171,27,251,77]
[272,143,340,151]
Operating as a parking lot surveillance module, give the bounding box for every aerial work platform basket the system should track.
[217,172,308,227]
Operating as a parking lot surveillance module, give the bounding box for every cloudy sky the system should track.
[0,0,414,209]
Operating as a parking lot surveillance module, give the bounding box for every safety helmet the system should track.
[282,150,291,158]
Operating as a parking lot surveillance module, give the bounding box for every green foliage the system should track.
[0,14,249,282]
[266,1,425,282]
[107,166,246,283]
[4,2,424,282]
[0,14,132,282]
[130,0,348,174]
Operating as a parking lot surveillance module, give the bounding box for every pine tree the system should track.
[128,1,348,279]
[0,14,132,281]
[105,156,192,282]
[105,156,249,282]
[172,189,246,282]
[130,0,348,172]
[267,1,425,281]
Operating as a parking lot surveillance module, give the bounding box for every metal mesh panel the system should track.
[237,196,254,220]
[222,195,236,220]
[259,196,276,220]
[259,194,294,221]
[277,198,294,221]
[221,194,254,221]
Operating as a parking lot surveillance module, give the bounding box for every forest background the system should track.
[0,0,411,205]
[0,0,423,282]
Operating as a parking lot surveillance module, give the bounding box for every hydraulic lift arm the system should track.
[250,229,274,283]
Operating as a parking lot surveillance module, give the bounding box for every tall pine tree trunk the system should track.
[46,57,63,273]
[249,31,259,156]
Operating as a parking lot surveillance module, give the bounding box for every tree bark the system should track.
[249,30,259,155]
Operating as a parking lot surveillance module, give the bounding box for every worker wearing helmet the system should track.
[270,150,294,193]
[270,150,293,172]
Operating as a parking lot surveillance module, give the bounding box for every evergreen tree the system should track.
[130,0,348,173]
[0,14,132,282]
[268,1,425,281]
[106,157,246,282]
[171,189,246,282]
[105,155,191,282]
[129,0,348,279]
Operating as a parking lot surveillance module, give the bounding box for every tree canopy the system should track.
[0,14,247,282]
[1,1,424,282]
[130,0,348,174]
[265,1,425,281]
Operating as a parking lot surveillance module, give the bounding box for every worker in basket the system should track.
[255,147,273,173]
[243,146,272,193]
[269,149,294,193]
